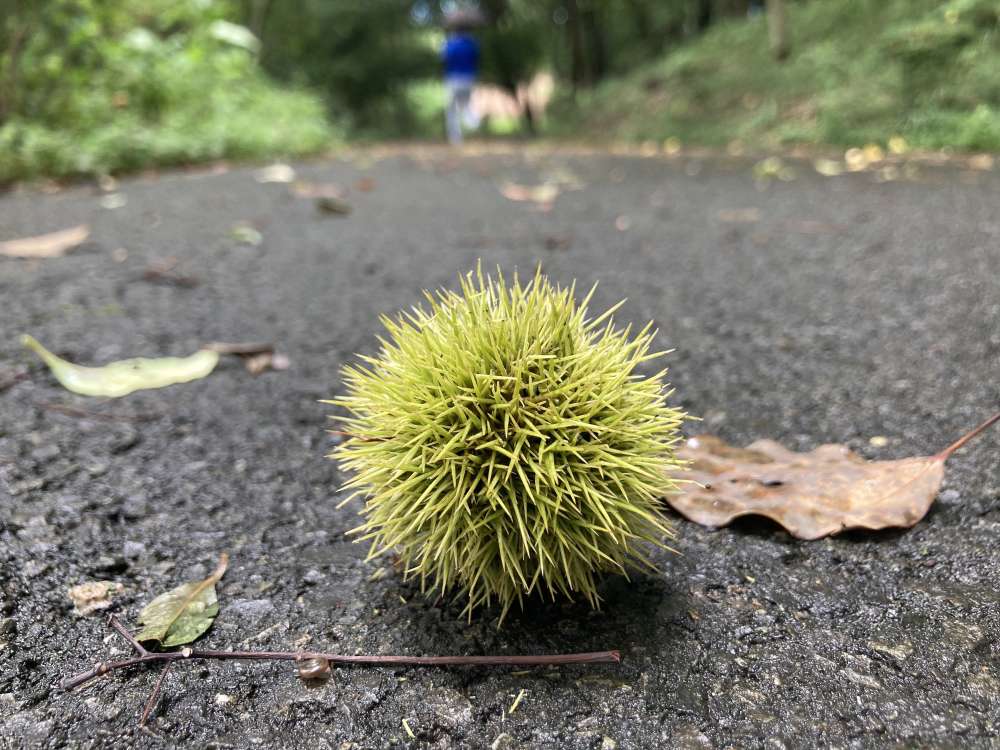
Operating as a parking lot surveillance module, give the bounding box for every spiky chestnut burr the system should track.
[328,267,687,620]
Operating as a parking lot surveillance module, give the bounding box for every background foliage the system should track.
[557,0,1000,151]
[2,0,999,182]
[0,0,332,181]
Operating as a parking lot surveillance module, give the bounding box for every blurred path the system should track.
[2,145,998,748]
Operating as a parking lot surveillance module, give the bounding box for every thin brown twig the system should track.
[141,260,200,289]
[139,662,171,727]
[201,341,275,355]
[0,370,30,392]
[107,614,149,656]
[61,616,621,692]
[36,401,161,423]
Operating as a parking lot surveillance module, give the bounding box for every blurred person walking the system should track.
[442,18,481,145]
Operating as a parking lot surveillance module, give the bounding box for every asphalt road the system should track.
[1,145,999,749]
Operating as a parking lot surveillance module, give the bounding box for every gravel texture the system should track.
[1,145,998,749]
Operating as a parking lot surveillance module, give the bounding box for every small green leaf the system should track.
[22,335,219,398]
[230,223,263,245]
[136,554,228,648]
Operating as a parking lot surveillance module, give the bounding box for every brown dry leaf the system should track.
[0,224,90,259]
[543,234,572,251]
[68,581,124,616]
[968,154,995,171]
[813,159,844,177]
[717,208,760,224]
[255,163,296,183]
[316,196,352,216]
[291,181,346,200]
[355,176,376,192]
[666,412,999,539]
[142,257,199,288]
[499,182,560,207]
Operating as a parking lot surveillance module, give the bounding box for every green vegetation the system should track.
[0,0,333,182]
[558,0,1000,151]
[3,0,998,182]
[330,268,687,619]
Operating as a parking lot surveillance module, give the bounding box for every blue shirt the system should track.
[443,34,480,80]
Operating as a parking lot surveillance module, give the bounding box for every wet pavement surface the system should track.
[1,145,998,748]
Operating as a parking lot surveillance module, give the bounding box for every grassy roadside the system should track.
[551,0,1000,153]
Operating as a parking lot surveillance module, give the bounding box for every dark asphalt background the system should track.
[1,145,998,749]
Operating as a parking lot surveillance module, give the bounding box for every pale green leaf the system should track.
[22,335,219,398]
[136,554,229,648]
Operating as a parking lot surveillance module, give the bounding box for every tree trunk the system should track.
[580,3,606,84]
[566,0,589,91]
[0,23,27,125]
[767,0,790,60]
[695,0,713,32]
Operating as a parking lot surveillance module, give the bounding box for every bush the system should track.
[560,0,1000,152]
[0,0,334,182]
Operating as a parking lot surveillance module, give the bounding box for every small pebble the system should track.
[31,444,61,463]
[123,541,146,560]
[940,489,960,503]
[302,569,323,585]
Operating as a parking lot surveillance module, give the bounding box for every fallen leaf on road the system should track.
[316,196,352,215]
[875,166,900,183]
[844,148,874,172]
[355,176,376,192]
[22,335,219,398]
[717,208,760,223]
[68,581,124,616]
[500,182,560,206]
[863,144,885,163]
[0,224,90,259]
[255,163,296,183]
[666,412,999,539]
[968,154,994,171]
[663,137,682,156]
[291,181,346,199]
[813,159,844,177]
[888,136,908,155]
[783,219,844,235]
[543,234,572,251]
[753,157,794,182]
[99,193,127,210]
[230,224,263,246]
[137,553,228,648]
[142,257,199,288]
[542,167,585,191]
